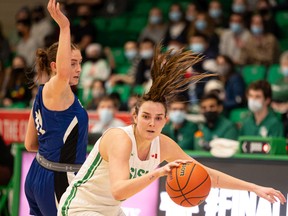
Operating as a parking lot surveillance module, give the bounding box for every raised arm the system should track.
[47,0,72,92]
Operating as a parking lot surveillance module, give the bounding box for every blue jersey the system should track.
[25,85,88,216]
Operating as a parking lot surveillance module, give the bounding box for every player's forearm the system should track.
[111,168,162,201]
[206,167,256,192]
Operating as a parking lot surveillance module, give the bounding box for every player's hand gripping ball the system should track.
[166,162,211,207]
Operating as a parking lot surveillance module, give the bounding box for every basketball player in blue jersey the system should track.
[42,3,285,216]
[24,0,88,215]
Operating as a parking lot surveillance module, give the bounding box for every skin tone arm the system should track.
[160,134,287,205]
[45,0,74,104]
[100,128,188,201]
[24,111,39,152]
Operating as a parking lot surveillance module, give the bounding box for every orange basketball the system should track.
[166,162,211,207]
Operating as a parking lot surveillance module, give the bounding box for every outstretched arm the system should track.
[160,134,287,205]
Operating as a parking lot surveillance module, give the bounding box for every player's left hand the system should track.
[253,185,286,204]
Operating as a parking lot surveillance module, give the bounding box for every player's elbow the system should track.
[111,188,126,201]
[24,141,38,152]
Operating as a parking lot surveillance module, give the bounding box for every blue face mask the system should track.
[189,43,205,53]
[209,8,222,19]
[232,4,246,13]
[149,15,162,25]
[140,49,154,60]
[251,25,263,35]
[125,49,137,60]
[230,22,242,34]
[169,110,186,124]
[186,14,195,22]
[195,20,207,31]
[99,108,114,124]
[169,11,182,22]
[281,67,288,76]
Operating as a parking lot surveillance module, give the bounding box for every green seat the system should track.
[229,108,250,124]
[92,18,108,31]
[275,11,288,38]
[133,2,153,16]
[107,16,128,32]
[126,17,147,34]
[132,85,145,96]
[279,39,288,52]
[241,65,266,85]
[267,64,283,84]
[111,47,127,67]
[156,1,171,17]
[117,65,131,74]
[109,84,131,103]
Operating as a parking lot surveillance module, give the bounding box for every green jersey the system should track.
[239,110,284,137]
[162,120,198,150]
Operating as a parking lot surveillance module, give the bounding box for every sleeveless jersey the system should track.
[25,85,88,216]
[59,125,161,216]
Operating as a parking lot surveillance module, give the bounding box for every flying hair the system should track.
[143,44,213,105]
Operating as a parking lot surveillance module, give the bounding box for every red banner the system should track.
[0,109,132,144]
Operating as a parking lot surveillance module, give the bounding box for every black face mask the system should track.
[17,31,24,37]
[79,15,90,21]
[12,68,25,74]
[203,111,219,128]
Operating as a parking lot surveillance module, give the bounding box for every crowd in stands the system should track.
[0,0,288,150]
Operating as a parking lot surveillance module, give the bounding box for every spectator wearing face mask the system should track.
[231,0,251,26]
[30,4,54,48]
[239,13,279,66]
[90,95,126,134]
[239,80,284,137]
[79,43,111,103]
[208,0,228,33]
[163,3,190,46]
[138,7,167,44]
[15,7,38,67]
[85,79,107,110]
[219,13,250,65]
[162,95,198,150]
[108,41,140,88]
[2,55,32,108]
[134,38,155,90]
[271,51,288,138]
[214,54,246,113]
[185,2,199,23]
[195,93,238,150]
[187,11,219,56]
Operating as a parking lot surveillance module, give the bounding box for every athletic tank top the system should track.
[59,125,161,216]
[33,85,88,164]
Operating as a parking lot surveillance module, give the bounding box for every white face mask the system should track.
[99,108,113,124]
[140,49,154,60]
[248,99,263,113]
[169,110,186,124]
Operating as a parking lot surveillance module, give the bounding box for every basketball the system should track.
[166,162,211,207]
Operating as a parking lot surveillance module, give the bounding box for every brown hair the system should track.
[247,80,272,100]
[32,42,79,86]
[134,44,213,116]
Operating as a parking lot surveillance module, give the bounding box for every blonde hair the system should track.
[135,44,213,115]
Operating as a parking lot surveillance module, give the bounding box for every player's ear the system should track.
[50,61,57,75]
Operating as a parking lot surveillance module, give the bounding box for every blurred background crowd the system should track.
[0,0,288,147]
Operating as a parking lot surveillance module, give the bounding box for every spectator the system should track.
[30,4,54,48]
[196,93,238,150]
[108,41,140,87]
[231,0,251,26]
[163,3,190,46]
[240,13,279,66]
[219,13,250,65]
[79,43,111,103]
[185,2,199,23]
[255,0,280,38]
[239,80,284,137]
[134,38,155,89]
[86,79,107,110]
[271,51,288,137]
[138,7,167,44]
[71,4,97,58]
[162,95,198,150]
[15,8,38,67]
[2,55,31,108]
[187,11,219,55]
[90,95,126,133]
[214,54,246,113]
[208,0,227,33]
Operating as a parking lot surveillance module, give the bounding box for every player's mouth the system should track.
[147,130,155,133]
